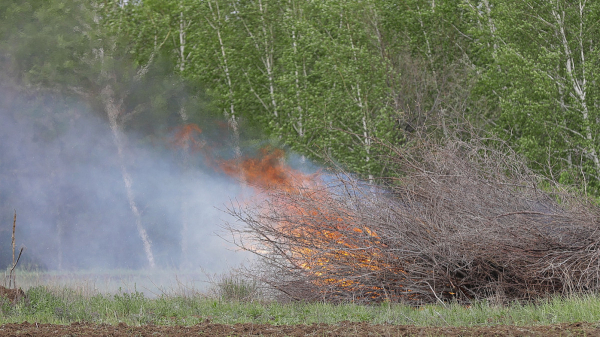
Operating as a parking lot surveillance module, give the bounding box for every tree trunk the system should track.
[100,84,156,269]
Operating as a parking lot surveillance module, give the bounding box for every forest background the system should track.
[1,0,599,271]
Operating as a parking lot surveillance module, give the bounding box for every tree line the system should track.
[3,0,599,193]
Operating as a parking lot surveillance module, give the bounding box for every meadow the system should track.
[3,271,600,328]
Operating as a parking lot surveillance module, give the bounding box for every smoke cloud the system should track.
[0,85,253,272]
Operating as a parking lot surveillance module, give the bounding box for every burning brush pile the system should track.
[224,140,600,305]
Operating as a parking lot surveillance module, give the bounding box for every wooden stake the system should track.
[9,247,23,290]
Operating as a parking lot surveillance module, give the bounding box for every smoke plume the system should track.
[0,85,252,272]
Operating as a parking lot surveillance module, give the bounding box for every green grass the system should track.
[3,286,600,327]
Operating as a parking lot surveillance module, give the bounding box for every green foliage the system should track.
[0,0,93,85]
[0,0,493,181]
[123,0,408,177]
[468,0,600,195]
[3,0,599,196]
[5,286,600,326]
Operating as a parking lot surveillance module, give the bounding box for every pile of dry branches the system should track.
[226,139,600,304]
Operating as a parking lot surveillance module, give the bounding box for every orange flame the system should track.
[219,146,310,190]
[165,121,411,301]
[218,146,406,301]
[169,124,205,152]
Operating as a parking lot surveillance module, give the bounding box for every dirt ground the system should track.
[0,286,26,304]
[1,321,599,336]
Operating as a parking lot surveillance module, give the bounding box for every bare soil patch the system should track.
[1,321,599,336]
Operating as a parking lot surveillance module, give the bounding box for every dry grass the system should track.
[206,271,262,302]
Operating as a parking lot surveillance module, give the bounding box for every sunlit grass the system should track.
[3,285,600,327]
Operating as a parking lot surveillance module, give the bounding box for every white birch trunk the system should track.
[207,1,245,184]
[289,0,304,139]
[552,2,600,173]
[179,11,187,73]
[100,84,156,268]
[176,3,192,268]
[345,17,373,183]
[233,0,279,119]
[258,0,279,118]
[177,3,192,74]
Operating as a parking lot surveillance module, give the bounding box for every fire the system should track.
[165,123,410,302]
[219,147,298,189]
[169,123,205,152]
[219,146,406,301]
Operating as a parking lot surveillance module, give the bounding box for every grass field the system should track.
[3,272,600,328]
[4,269,211,298]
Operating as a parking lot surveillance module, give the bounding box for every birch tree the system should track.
[190,0,245,160]
[277,0,309,154]
[3,0,185,268]
[90,0,173,268]
[473,0,600,193]
[188,0,398,178]
[231,0,283,130]
[305,0,393,178]
[376,0,485,136]
[131,0,480,180]
[261,0,324,160]
[134,0,202,267]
